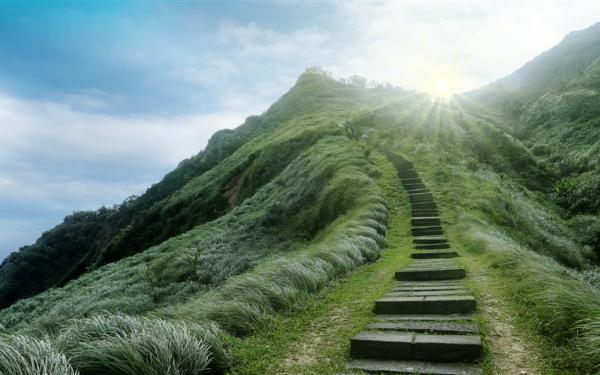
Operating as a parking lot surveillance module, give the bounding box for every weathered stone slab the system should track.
[374,295,476,314]
[411,205,436,210]
[411,226,444,236]
[348,359,483,374]
[350,331,482,362]
[413,236,447,244]
[400,177,422,183]
[396,267,465,280]
[404,184,427,190]
[409,194,434,203]
[412,210,439,217]
[411,217,442,226]
[415,243,451,250]
[396,279,462,285]
[399,172,419,179]
[406,262,457,269]
[413,334,482,362]
[396,281,462,288]
[367,321,479,334]
[374,314,473,322]
[385,290,469,297]
[412,250,458,259]
[392,285,467,292]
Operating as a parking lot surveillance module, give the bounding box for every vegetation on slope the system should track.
[0,70,401,373]
[3,21,600,371]
[350,89,600,371]
[0,68,402,310]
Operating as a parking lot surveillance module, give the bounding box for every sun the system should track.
[434,79,452,99]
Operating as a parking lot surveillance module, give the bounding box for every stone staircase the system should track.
[345,154,483,375]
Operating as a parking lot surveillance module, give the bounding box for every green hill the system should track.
[1,23,600,374]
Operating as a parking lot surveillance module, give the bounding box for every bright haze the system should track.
[1,1,599,259]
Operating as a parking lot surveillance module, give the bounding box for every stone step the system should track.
[374,314,473,322]
[396,163,415,172]
[392,286,467,293]
[395,267,466,281]
[406,188,430,195]
[385,290,469,297]
[374,296,476,314]
[411,225,443,232]
[411,202,437,210]
[412,250,458,259]
[412,210,439,217]
[411,217,441,226]
[408,260,457,268]
[412,227,444,236]
[350,331,482,362]
[413,236,447,244]
[347,359,483,375]
[403,182,426,189]
[395,285,464,290]
[415,243,451,250]
[399,172,419,179]
[400,178,423,185]
[396,280,462,286]
[409,194,434,203]
[367,321,479,334]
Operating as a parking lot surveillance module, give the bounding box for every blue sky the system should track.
[1,1,600,260]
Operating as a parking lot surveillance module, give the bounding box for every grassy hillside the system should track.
[469,21,600,222]
[0,70,409,374]
[2,23,600,373]
[0,69,400,310]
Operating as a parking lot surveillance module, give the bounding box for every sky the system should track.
[1,1,600,260]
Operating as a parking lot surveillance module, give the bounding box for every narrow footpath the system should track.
[344,153,483,375]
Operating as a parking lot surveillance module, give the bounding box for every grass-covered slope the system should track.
[469,21,600,222]
[3,24,600,372]
[0,69,399,310]
[0,70,406,374]
[349,90,600,371]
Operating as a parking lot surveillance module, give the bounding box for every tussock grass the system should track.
[0,334,78,375]
[56,314,230,374]
[456,218,600,371]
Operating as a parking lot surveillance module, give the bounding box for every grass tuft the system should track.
[0,334,78,375]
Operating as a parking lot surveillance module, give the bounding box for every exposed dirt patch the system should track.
[223,171,246,206]
[471,267,541,375]
[279,306,350,373]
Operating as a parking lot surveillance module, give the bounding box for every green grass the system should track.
[0,334,78,375]
[224,151,413,374]
[55,315,228,375]
[1,64,600,373]
[0,76,396,373]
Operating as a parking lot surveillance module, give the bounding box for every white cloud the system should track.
[0,91,258,170]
